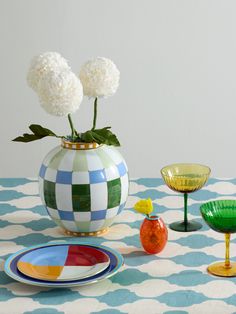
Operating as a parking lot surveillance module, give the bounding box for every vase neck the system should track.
[61,139,100,150]
[146,215,159,221]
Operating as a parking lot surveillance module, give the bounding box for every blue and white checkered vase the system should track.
[38,140,129,235]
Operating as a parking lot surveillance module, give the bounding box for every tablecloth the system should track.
[1,177,236,314]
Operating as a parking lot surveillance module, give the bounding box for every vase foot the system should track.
[169,220,202,232]
[207,262,236,277]
[63,227,109,237]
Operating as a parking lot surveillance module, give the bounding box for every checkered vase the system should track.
[38,140,129,235]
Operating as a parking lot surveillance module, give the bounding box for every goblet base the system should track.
[169,220,202,232]
[207,262,236,277]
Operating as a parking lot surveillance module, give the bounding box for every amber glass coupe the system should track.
[161,163,211,232]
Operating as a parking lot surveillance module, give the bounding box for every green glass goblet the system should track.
[161,163,211,232]
[200,200,236,277]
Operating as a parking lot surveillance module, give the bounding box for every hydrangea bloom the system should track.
[27,52,70,92]
[38,69,83,117]
[79,57,120,98]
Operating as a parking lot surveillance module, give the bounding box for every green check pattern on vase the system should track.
[38,141,129,235]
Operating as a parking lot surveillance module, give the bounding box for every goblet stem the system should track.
[225,233,231,268]
[184,193,188,228]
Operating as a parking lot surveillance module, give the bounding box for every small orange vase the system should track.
[140,216,168,254]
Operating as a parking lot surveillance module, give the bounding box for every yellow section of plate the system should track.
[17,261,63,281]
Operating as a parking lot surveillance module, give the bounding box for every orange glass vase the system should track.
[140,216,168,254]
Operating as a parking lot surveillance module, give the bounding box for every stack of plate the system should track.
[4,241,124,288]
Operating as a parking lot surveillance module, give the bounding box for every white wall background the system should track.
[1,0,236,178]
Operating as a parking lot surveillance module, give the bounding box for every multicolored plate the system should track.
[17,245,110,281]
[4,242,123,288]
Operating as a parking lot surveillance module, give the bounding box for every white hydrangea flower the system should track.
[27,52,70,92]
[38,69,83,117]
[79,57,120,98]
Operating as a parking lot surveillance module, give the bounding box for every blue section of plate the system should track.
[19,245,69,266]
[4,242,123,288]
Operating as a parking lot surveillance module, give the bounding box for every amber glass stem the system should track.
[225,233,231,268]
[184,193,188,227]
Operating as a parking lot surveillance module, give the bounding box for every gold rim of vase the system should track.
[63,227,109,237]
[61,139,101,150]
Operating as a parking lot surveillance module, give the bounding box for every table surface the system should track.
[1,178,236,314]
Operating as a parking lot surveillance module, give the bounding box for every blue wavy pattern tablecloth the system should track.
[1,177,236,314]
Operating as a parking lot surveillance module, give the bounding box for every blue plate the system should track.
[4,242,124,288]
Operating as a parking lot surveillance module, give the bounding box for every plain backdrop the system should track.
[1,0,236,178]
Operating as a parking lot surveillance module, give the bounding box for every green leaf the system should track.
[81,127,120,146]
[29,124,56,137]
[81,130,95,143]
[12,134,42,142]
[12,124,60,143]
[95,128,120,146]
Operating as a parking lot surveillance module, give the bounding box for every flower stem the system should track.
[92,97,98,130]
[68,114,76,141]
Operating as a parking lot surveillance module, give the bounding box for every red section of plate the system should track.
[65,245,110,266]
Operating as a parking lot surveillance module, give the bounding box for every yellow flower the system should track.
[134,198,153,215]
